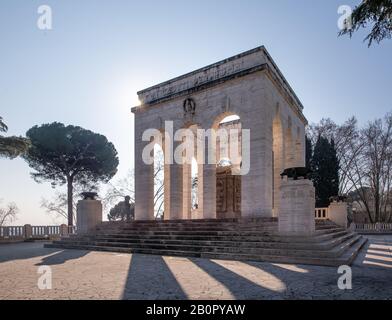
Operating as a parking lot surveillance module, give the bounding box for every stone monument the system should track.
[132,46,308,221]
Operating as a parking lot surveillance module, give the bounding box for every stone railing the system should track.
[315,208,329,220]
[0,224,76,241]
[354,223,392,234]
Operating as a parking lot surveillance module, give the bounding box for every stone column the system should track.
[76,199,103,235]
[182,162,192,220]
[168,137,185,220]
[202,163,217,219]
[328,201,348,228]
[285,127,296,169]
[241,118,273,218]
[295,127,306,168]
[134,126,155,221]
[279,178,315,236]
[197,162,204,219]
[169,162,184,220]
[201,128,217,220]
[163,162,171,220]
[273,118,285,217]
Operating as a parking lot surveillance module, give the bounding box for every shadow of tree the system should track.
[0,242,60,263]
[35,249,89,266]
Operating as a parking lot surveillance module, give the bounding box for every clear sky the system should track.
[0,0,391,225]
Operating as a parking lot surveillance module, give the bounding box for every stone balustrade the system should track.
[315,201,348,228]
[354,223,392,234]
[315,207,329,220]
[0,224,76,240]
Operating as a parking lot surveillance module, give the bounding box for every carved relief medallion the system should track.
[183,98,196,117]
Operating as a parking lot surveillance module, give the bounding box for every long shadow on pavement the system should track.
[0,242,60,263]
[189,258,284,299]
[35,249,90,266]
[122,254,187,300]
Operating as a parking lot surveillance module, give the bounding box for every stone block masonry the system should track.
[278,178,315,236]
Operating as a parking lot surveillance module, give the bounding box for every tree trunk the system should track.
[374,173,380,223]
[67,176,74,226]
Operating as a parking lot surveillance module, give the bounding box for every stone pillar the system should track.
[295,127,306,168]
[201,128,217,220]
[273,118,285,217]
[60,224,68,236]
[168,162,183,220]
[44,226,49,237]
[285,127,296,169]
[279,178,315,236]
[182,162,192,219]
[169,136,185,221]
[241,119,273,218]
[197,162,204,219]
[203,163,217,219]
[76,199,102,235]
[23,224,32,239]
[134,129,155,221]
[163,163,171,220]
[328,201,348,228]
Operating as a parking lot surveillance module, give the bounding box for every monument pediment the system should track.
[134,46,305,122]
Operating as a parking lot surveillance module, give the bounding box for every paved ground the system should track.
[0,235,391,300]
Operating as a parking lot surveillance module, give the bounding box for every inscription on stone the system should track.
[140,58,253,104]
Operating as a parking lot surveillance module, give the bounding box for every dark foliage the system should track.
[24,122,119,225]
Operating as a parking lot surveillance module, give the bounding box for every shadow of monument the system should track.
[189,258,285,299]
[0,242,61,263]
[122,254,187,300]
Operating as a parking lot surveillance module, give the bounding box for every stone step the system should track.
[99,220,329,230]
[99,218,277,228]
[64,228,348,244]
[90,227,344,241]
[105,226,279,232]
[62,231,356,251]
[102,218,326,224]
[45,236,367,267]
[200,237,367,267]
[97,220,331,229]
[95,224,280,232]
[315,225,340,229]
[57,235,359,258]
[93,223,336,236]
[46,219,365,267]
[94,228,349,242]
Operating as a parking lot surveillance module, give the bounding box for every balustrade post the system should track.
[24,225,32,239]
[59,224,68,236]
[44,226,49,237]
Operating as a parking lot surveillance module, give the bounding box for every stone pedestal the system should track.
[278,178,315,236]
[76,200,102,235]
[328,201,348,229]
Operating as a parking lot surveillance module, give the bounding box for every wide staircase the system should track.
[45,218,367,266]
